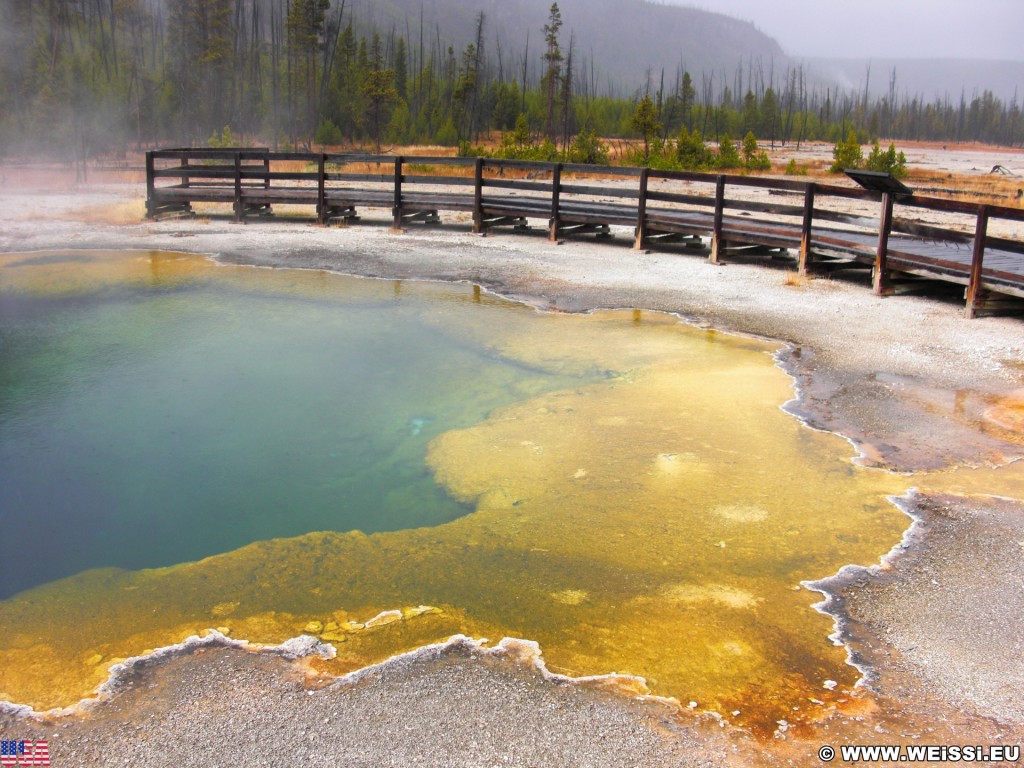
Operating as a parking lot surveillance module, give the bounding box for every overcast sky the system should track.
[679,0,1024,61]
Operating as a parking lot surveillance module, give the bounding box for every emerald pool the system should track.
[0,251,591,599]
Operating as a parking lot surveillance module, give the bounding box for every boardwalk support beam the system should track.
[549,163,562,242]
[472,158,485,234]
[317,154,327,225]
[873,192,895,295]
[634,167,650,250]
[392,156,404,231]
[233,152,242,223]
[965,205,990,319]
[799,183,815,275]
[710,176,726,264]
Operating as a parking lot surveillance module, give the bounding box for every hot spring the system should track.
[0,249,914,731]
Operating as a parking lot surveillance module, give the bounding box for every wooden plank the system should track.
[710,176,726,264]
[647,169,718,184]
[393,156,403,230]
[145,151,155,217]
[239,170,320,181]
[646,190,717,207]
[324,173,393,183]
[483,158,557,173]
[482,178,554,193]
[891,217,972,243]
[873,193,895,295]
[401,175,475,186]
[559,183,639,200]
[722,198,808,217]
[966,205,991,319]
[986,236,1024,256]
[799,183,815,275]
[317,154,326,225]
[812,182,880,201]
[233,152,242,223]
[549,163,563,241]
[401,156,477,167]
[473,158,484,234]
[634,167,650,250]
[561,163,643,177]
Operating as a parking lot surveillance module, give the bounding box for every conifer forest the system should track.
[1,0,1022,163]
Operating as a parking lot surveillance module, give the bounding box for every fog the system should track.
[680,0,1024,61]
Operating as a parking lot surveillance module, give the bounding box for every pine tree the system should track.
[629,94,662,165]
[541,3,563,141]
[830,129,863,173]
[286,0,331,147]
[167,0,236,143]
[362,33,399,152]
[716,133,741,169]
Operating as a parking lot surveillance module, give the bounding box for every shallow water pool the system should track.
[0,249,913,731]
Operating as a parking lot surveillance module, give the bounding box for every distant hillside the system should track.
[806,58,1024,104]
[339,0,789,93]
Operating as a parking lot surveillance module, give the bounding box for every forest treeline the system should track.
[1,0,1022,162]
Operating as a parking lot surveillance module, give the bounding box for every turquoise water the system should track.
[0,253,588,599]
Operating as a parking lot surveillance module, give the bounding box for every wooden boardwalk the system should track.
[146,149,1024,318]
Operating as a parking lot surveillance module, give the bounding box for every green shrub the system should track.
[716,133,742,170]
[784,158,809,176]
[829,130,864,173]
[207,125,237,148]
[741,132,771,171]
[434,118,459,147]
[865,140,908,178]
[457,141,487,158]
[314,120,343,146]
[567,130,610,165]
[676,127,713,170]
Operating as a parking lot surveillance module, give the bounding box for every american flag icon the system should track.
[0,740,49,767]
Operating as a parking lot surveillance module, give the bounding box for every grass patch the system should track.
[783,270,812,288]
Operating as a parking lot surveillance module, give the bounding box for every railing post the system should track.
[472,157,484,234]
[634,167,650,250]
[233,151,243,223]
[145,150,155,218]
[873,192,895,295]
[709,175,726,264]
[181,154,190,189]
[392,155,403,230]
[965,204,991,319]
[263,152,271,190]
[317,153,327,225]
[548,162,562,242]
[798,182,816,275]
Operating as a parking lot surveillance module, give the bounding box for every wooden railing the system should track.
[146,149,1024,318]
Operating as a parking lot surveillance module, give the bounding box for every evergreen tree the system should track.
[680,71,696,130]
[741,131,771,170]
[541,3,563,141]
[629,94,662,164]
[716,133,741,169]
[830,129,863,173]
[362,33,399,152]
[676,127,712,170]
[167,0,235,143]
[394,37,408,101]
[865,140,907,177]
[286,0,331,147]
